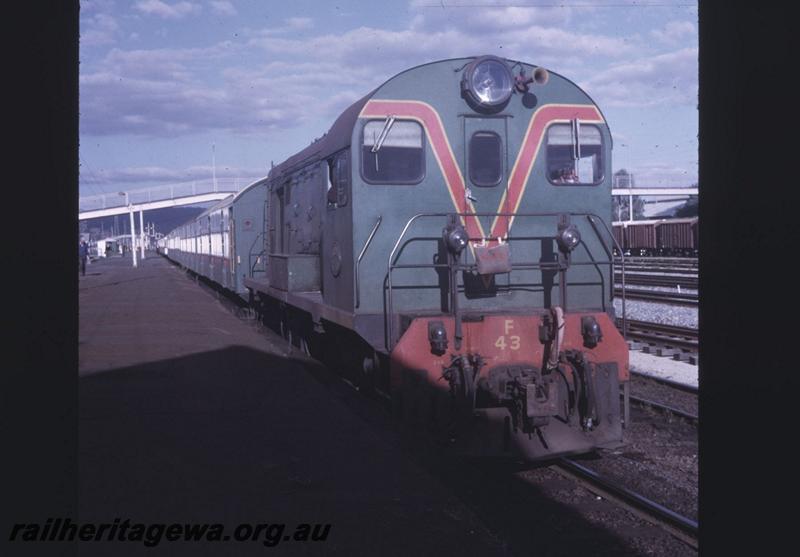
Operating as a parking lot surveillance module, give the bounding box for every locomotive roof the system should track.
[267,55,608,181]
[267,91,374,181]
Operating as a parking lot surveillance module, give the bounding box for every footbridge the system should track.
[79,177,264,221]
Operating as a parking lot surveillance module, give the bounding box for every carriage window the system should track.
[469,131,502,187]
[362,120,424,184]
[546,123,603,185]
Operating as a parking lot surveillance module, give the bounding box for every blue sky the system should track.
[79,0,698,198]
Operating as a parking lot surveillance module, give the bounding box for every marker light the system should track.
[556,225,581,253]
[461,56,513,111]
[444,223,469,255]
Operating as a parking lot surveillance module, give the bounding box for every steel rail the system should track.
[614,287,698,306]
[617,265,698,275]
[614,273,698,289]
[556,458,699,548]
[614,256,697,267]
[630,331,697,347]
[616,319,699,358]
[619,319,698,339]
[628,395,698,423]
[630,371,698,394]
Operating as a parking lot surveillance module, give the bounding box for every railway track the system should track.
[615,319,698,364]
[617,319,698,350]
[615,287,698,306]
[631,371,698,395]
[200,250,700,555]
[614,257,698,269]
[615,273,698,289]
[555,458,699,549]
[617,265,698,275]
[628,394,698,423]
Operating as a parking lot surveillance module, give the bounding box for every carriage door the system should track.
[220,210,227,288]
[227,206,234,288]
[207,215,213,277]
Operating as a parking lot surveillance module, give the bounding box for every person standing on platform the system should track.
[79,240,89,276]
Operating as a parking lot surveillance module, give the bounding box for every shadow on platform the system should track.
[78,344,653,556]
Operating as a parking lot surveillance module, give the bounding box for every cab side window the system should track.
[546,122,603,185]
[362,119,424,184]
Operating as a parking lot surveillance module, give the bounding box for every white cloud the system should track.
[79,45,366,138]
[80,0,115,13]
[81,13,120,46]
[629,161,697,187]
[285,17,314,30]
[209,1,236,17]
[79,0,697,156]
[581,47,698,108]
[90,165,263,184]
[248,12,636,83]
[134,0,202,19]
[80,12,695,140]
[650,21,696,45]
[410,2,576,32]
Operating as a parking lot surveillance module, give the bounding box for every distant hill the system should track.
[652,196,698,218]
[672,197,698,217]
[81,205,209,239]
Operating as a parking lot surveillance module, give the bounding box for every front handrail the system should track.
[587,215,626,339]
[248,232,267,277]
[386,211,620,352]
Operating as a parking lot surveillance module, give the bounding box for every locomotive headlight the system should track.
[428,320,448,355]
[444,223,469,255]
[461,56,513,111]
[556,225,581,253]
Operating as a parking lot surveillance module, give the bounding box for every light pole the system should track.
[139,208,146,260]
[119,192,137,268]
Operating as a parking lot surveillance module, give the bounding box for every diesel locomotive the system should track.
[160,55,630,460]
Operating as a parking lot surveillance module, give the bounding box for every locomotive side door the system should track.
[271,179,290,255]
[321,150,353,310]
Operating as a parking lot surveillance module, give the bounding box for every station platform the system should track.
[78,255,504,556]
[629,351,699,389]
